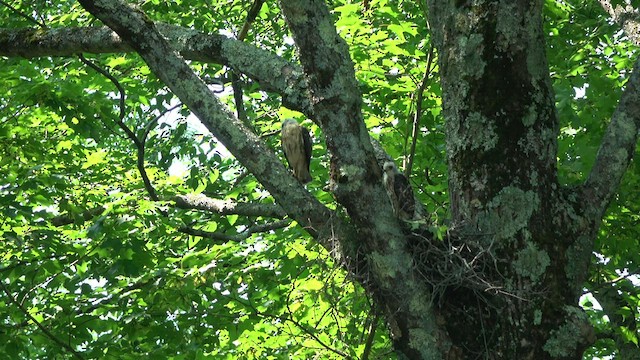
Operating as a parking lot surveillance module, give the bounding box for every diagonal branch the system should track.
[278,1,441,358]
[74,0,344,246]
[173,193,286,218]
[581,57,640,221]
[0,281,85,360]
[230,0,266,125]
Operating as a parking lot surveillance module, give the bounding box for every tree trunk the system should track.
[417,0,597,358]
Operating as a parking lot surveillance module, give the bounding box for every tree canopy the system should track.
[1,0,639,359]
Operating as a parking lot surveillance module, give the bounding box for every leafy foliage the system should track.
[0,0,639,359]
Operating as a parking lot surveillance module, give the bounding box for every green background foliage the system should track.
[0,0,638,358]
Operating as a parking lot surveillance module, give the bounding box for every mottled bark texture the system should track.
[0,25,314,126]
[425,0,638,358]
[278,1,445,358]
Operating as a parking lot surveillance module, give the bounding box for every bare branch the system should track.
[405,45,434,178]
[173,193,286,218]
[0,25,313,116]
[581,57,640,221]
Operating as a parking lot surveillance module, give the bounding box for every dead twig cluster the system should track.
[408,229,518,305]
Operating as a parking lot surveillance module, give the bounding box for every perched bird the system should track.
[281,119,312,184]
[383,161,416,220]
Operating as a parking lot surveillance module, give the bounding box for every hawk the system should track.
[383,161,416,220]
[281,119,312,184]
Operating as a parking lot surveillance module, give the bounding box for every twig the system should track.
[360,312,379,360]
[0,281,85,359]
[231,72,248,124]
[220,285,353,359]
[405,44,434,177]
[284,285,353,359]
[230,0,265,125]
[78,54,160,201]
[50,206,106,226]
[237,0,265,41]
[140,102,183,143]
[0,0,46,27]
[79,272,164,314]
[0,254,68,273]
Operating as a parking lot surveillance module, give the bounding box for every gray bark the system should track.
[0,25,313,116]
[424,0,639,357]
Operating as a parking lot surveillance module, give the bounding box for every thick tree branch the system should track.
[0,25,313,116]
[74,0,345,248]
[0,25,398,170]
[581,58,640,221]
[173,193,286,218]
[279,1,441,358]
[583,0,640,220]
[277,0,398,228]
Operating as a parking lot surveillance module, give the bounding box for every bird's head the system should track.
[383,161,397,174]
[282,118,298,129]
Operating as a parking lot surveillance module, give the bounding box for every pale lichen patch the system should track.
[543,306,591,357]
[480,187,539,240]
[513,242,550,282]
